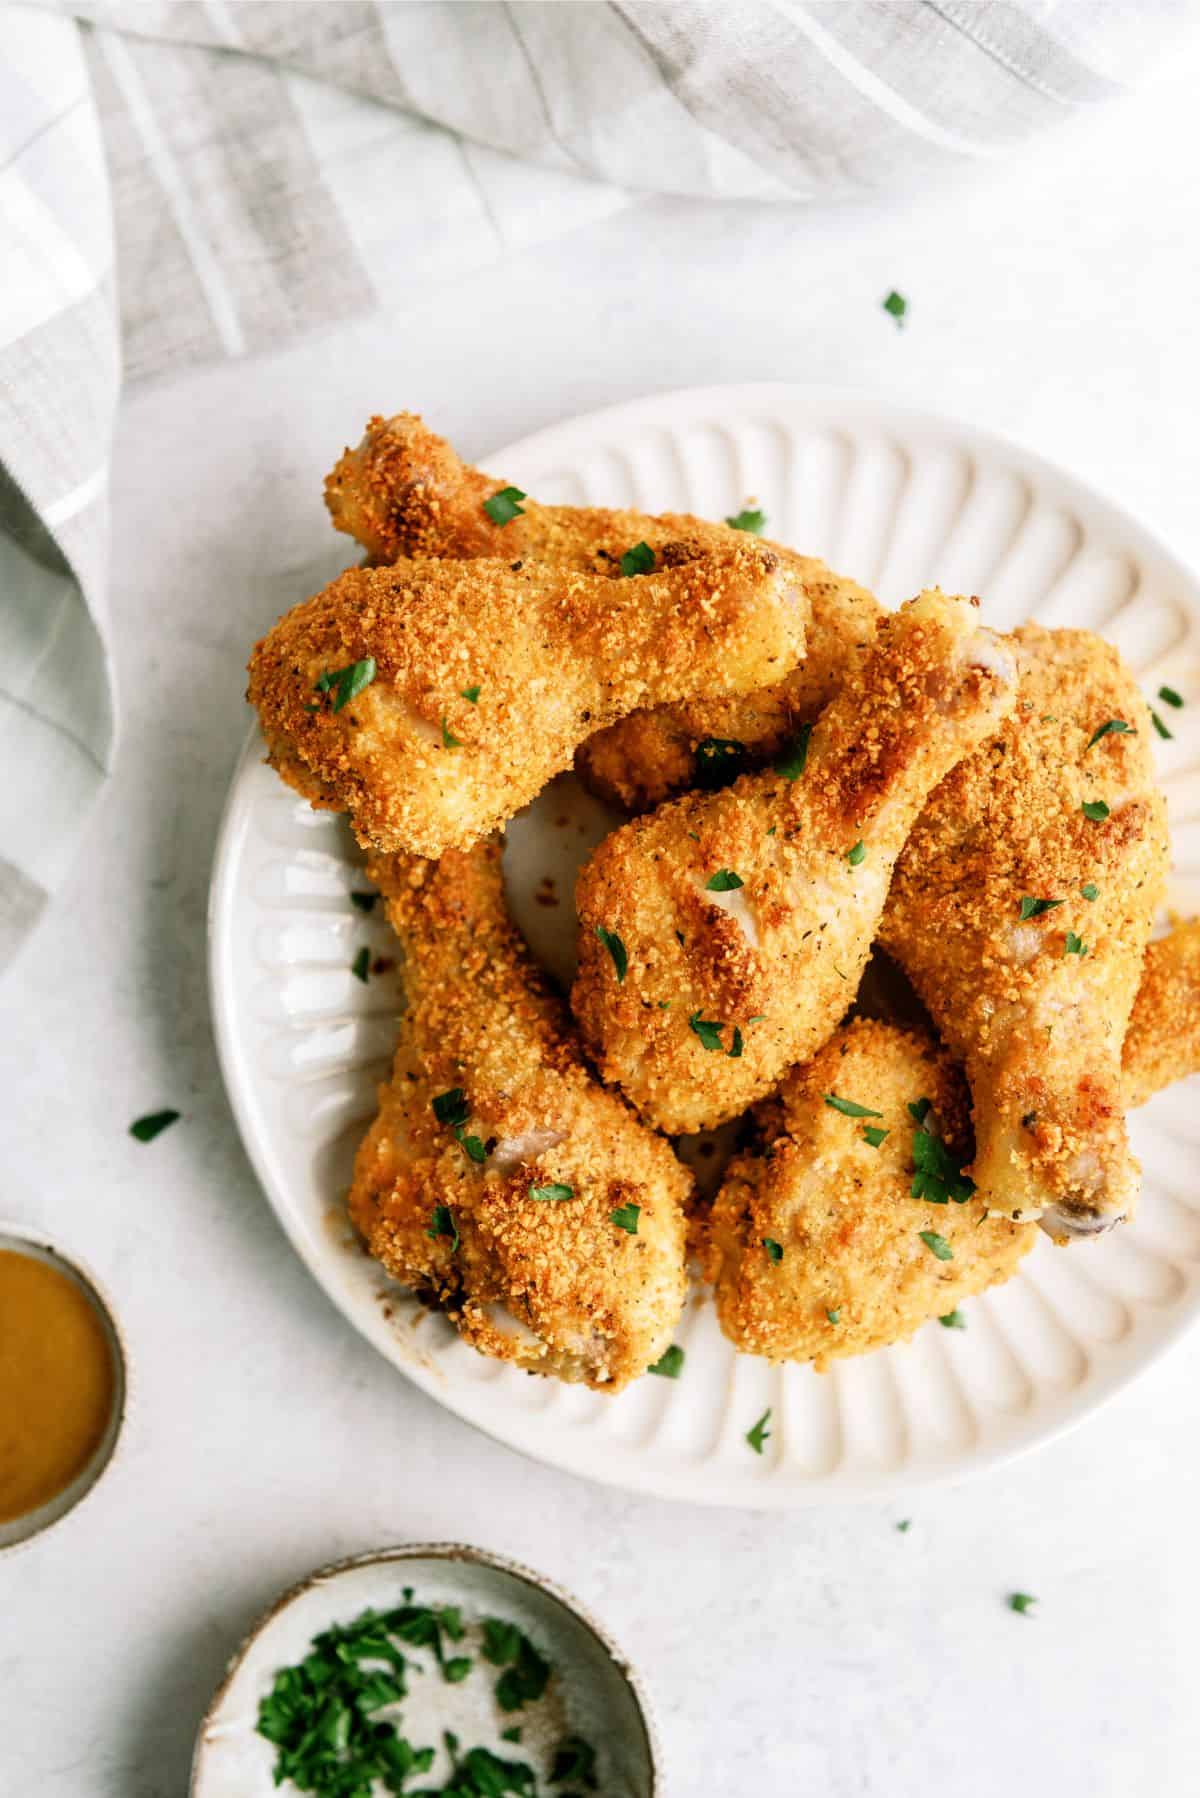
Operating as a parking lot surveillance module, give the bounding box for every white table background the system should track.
[5,43,1200,1798]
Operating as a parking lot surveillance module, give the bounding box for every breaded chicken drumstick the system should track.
[880,625,1169,1241]
[572,590,1018,1134]
[248,542,804,858]
[702,919,1199,1365]
[324,411,881,810]
[348,841,690,1391]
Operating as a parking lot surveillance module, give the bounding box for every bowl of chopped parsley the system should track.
[190,1543,660,1797]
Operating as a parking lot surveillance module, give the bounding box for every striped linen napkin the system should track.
[0,0,1187,969]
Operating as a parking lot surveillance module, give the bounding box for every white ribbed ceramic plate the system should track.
[210,385,1200,1505]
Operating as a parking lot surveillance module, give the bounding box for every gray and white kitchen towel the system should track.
[0,0,1190,968]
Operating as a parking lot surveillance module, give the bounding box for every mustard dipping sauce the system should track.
[0,1248,117,1526]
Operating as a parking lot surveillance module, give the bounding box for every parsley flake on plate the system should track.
[774,722,813,780]
[919,1229,953,1261]
[939,1309,966,1330]
[313,657,377,713]
[1019,896,1063,920]
[689,1011,725,1052]
[896,1519,912,1532]
[825,1093,884,1119]
[529,1182,574,1202]
[426,1205,460,1252]
[882,289,907,325]
[746,1408,772,1455]
[1151,708,1174,740]
[847,839,866,866]
[351,946,370,982]
[619,541,655,577]
[611,1202,641,1234]
[763,1237,784,1263]
[648,1344,685,1378]
[726,506,766,534]
[482,485,526,526]
[1008,1592,1037,1615]
[705,868,744,891]
[1159,684,1184,708]
[1081,799,1109,821]
[595,924,627,983]
[1086,717,1133,750]
[349,890,377,913]
[129,1109,179,1143]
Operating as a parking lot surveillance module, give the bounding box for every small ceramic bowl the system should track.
[0,1221,128,1554]
[191,1543,662,1795]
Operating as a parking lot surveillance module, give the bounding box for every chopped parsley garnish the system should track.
[862,1125,889,1148]
[763,1237,784,1263]
[1086,718,1133,750]
[689,1011,726,1052]
[911,1127,975,1204]
[695,736,748,787]
[1018,896,1063,920]
[847,840,866,866]
[427,1205,460,1252]
[774,722,813,780]
[1159,685,1184,708]
[908,1097,932,1124]
[728,1026,744,1059]
[129,1109,179,1143]
[619,541,655,577]
[939,1309,966,1329]
[441,716,461,748]
[825,1093,884,1119]
[461,685,481,704]
[351,946,371,982]
[1064,931,1087,957]
[1081,799,1109,821]
[529,1182,574,1202]
[482,485,526,526]
[551,1735,599,1786]
[918,1229,953,1261]
[1081,882,1099,901]
[595,924,627,983]
[481,1618,551,1711]
[500,1727,522,1744]
[705,868,744,892]
[349,890,377,912]
[826,1308,840,1325]
[443,1656,472,1683]
[433,1088,470,1128]
[1008,1592,1037,1615]
[746,1408,772,1455]
[459,1134,487,1164]
[1151,708,1174,740]
[313,657,377,712]
[611,1202,641,1234]
[726,507,766,534]
[648,1344,685,1378]
[896,1519,911,1532]
[882,289,907,325]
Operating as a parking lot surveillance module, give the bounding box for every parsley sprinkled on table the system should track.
[482,485,526,525]
[726,506,766,534]
[595,924,627,982]
[746,1408,772,1454]
[882,289,907,325]
[312,657,376,712]
[1008,1592,1037,1615]
[825,1093,884,1119]
[129,1109,179,1143]
[896,1519,912,1533]
[648,1344,685,1378]
[618,540,655,577]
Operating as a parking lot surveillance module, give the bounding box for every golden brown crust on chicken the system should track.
[348,841,690,1391]
[700,1018,1033,1364]
[247,544,805,857]
[577,572,882,810]
[572,591,1019,1134]
[879,625,1170,1241]
[1122,919,1200,1108]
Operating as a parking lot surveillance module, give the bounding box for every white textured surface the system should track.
[212,391,1200,1504]
[7,48,1200,1798]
